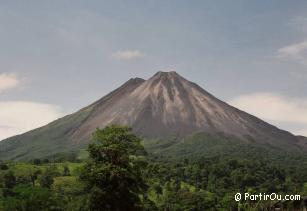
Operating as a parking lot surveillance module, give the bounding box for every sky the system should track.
[0,0,307,140]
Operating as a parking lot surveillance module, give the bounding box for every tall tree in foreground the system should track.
[80,125,148,211]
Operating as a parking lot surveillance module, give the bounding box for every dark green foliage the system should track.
[144,152,307,210]
[143,195,159,211]
[0,162,86,210]
[3,171,16,190]
[153,184,163,197]
[39,173,53,189]
[0,162,8,170]
[63,165,70,176]
[1,128,307,210]
[39,166,60,189]
[3,185,62,211]
[51,152,81,163]
[80,125,148,211]
[2,171,16,197]
[33,158,42,165]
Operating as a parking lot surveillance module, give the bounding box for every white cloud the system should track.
[0,73,20,93]
[296,129,307,137]
[277,40,307,65]
[0,101,62,141]
[228,93,307,136]
[112,50,144,60]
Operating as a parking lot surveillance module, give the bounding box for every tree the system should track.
[40,168,55,189]
[80,125,148,211]
[0,162,9,170]
[3,171,16,197]
[153,183,163,199]
[3,185,62,211]
[33,158,41,165]
[63,164,70,176]
[29,168,41,187]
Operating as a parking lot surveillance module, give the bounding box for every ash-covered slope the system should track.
[72,71,298,144]
[0,71,305,160]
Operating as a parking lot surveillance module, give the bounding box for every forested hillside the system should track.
[1,126,307,210]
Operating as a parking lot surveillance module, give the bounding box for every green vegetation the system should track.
[80,125,148,210]
[1,125,307,210]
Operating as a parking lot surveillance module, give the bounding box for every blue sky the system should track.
[1,0,307,140]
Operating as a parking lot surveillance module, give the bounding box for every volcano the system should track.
[0,71,306,160]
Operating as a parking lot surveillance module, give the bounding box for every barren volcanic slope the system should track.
[0,71,305,160]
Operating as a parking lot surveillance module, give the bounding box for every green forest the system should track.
[1,125,307,210]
